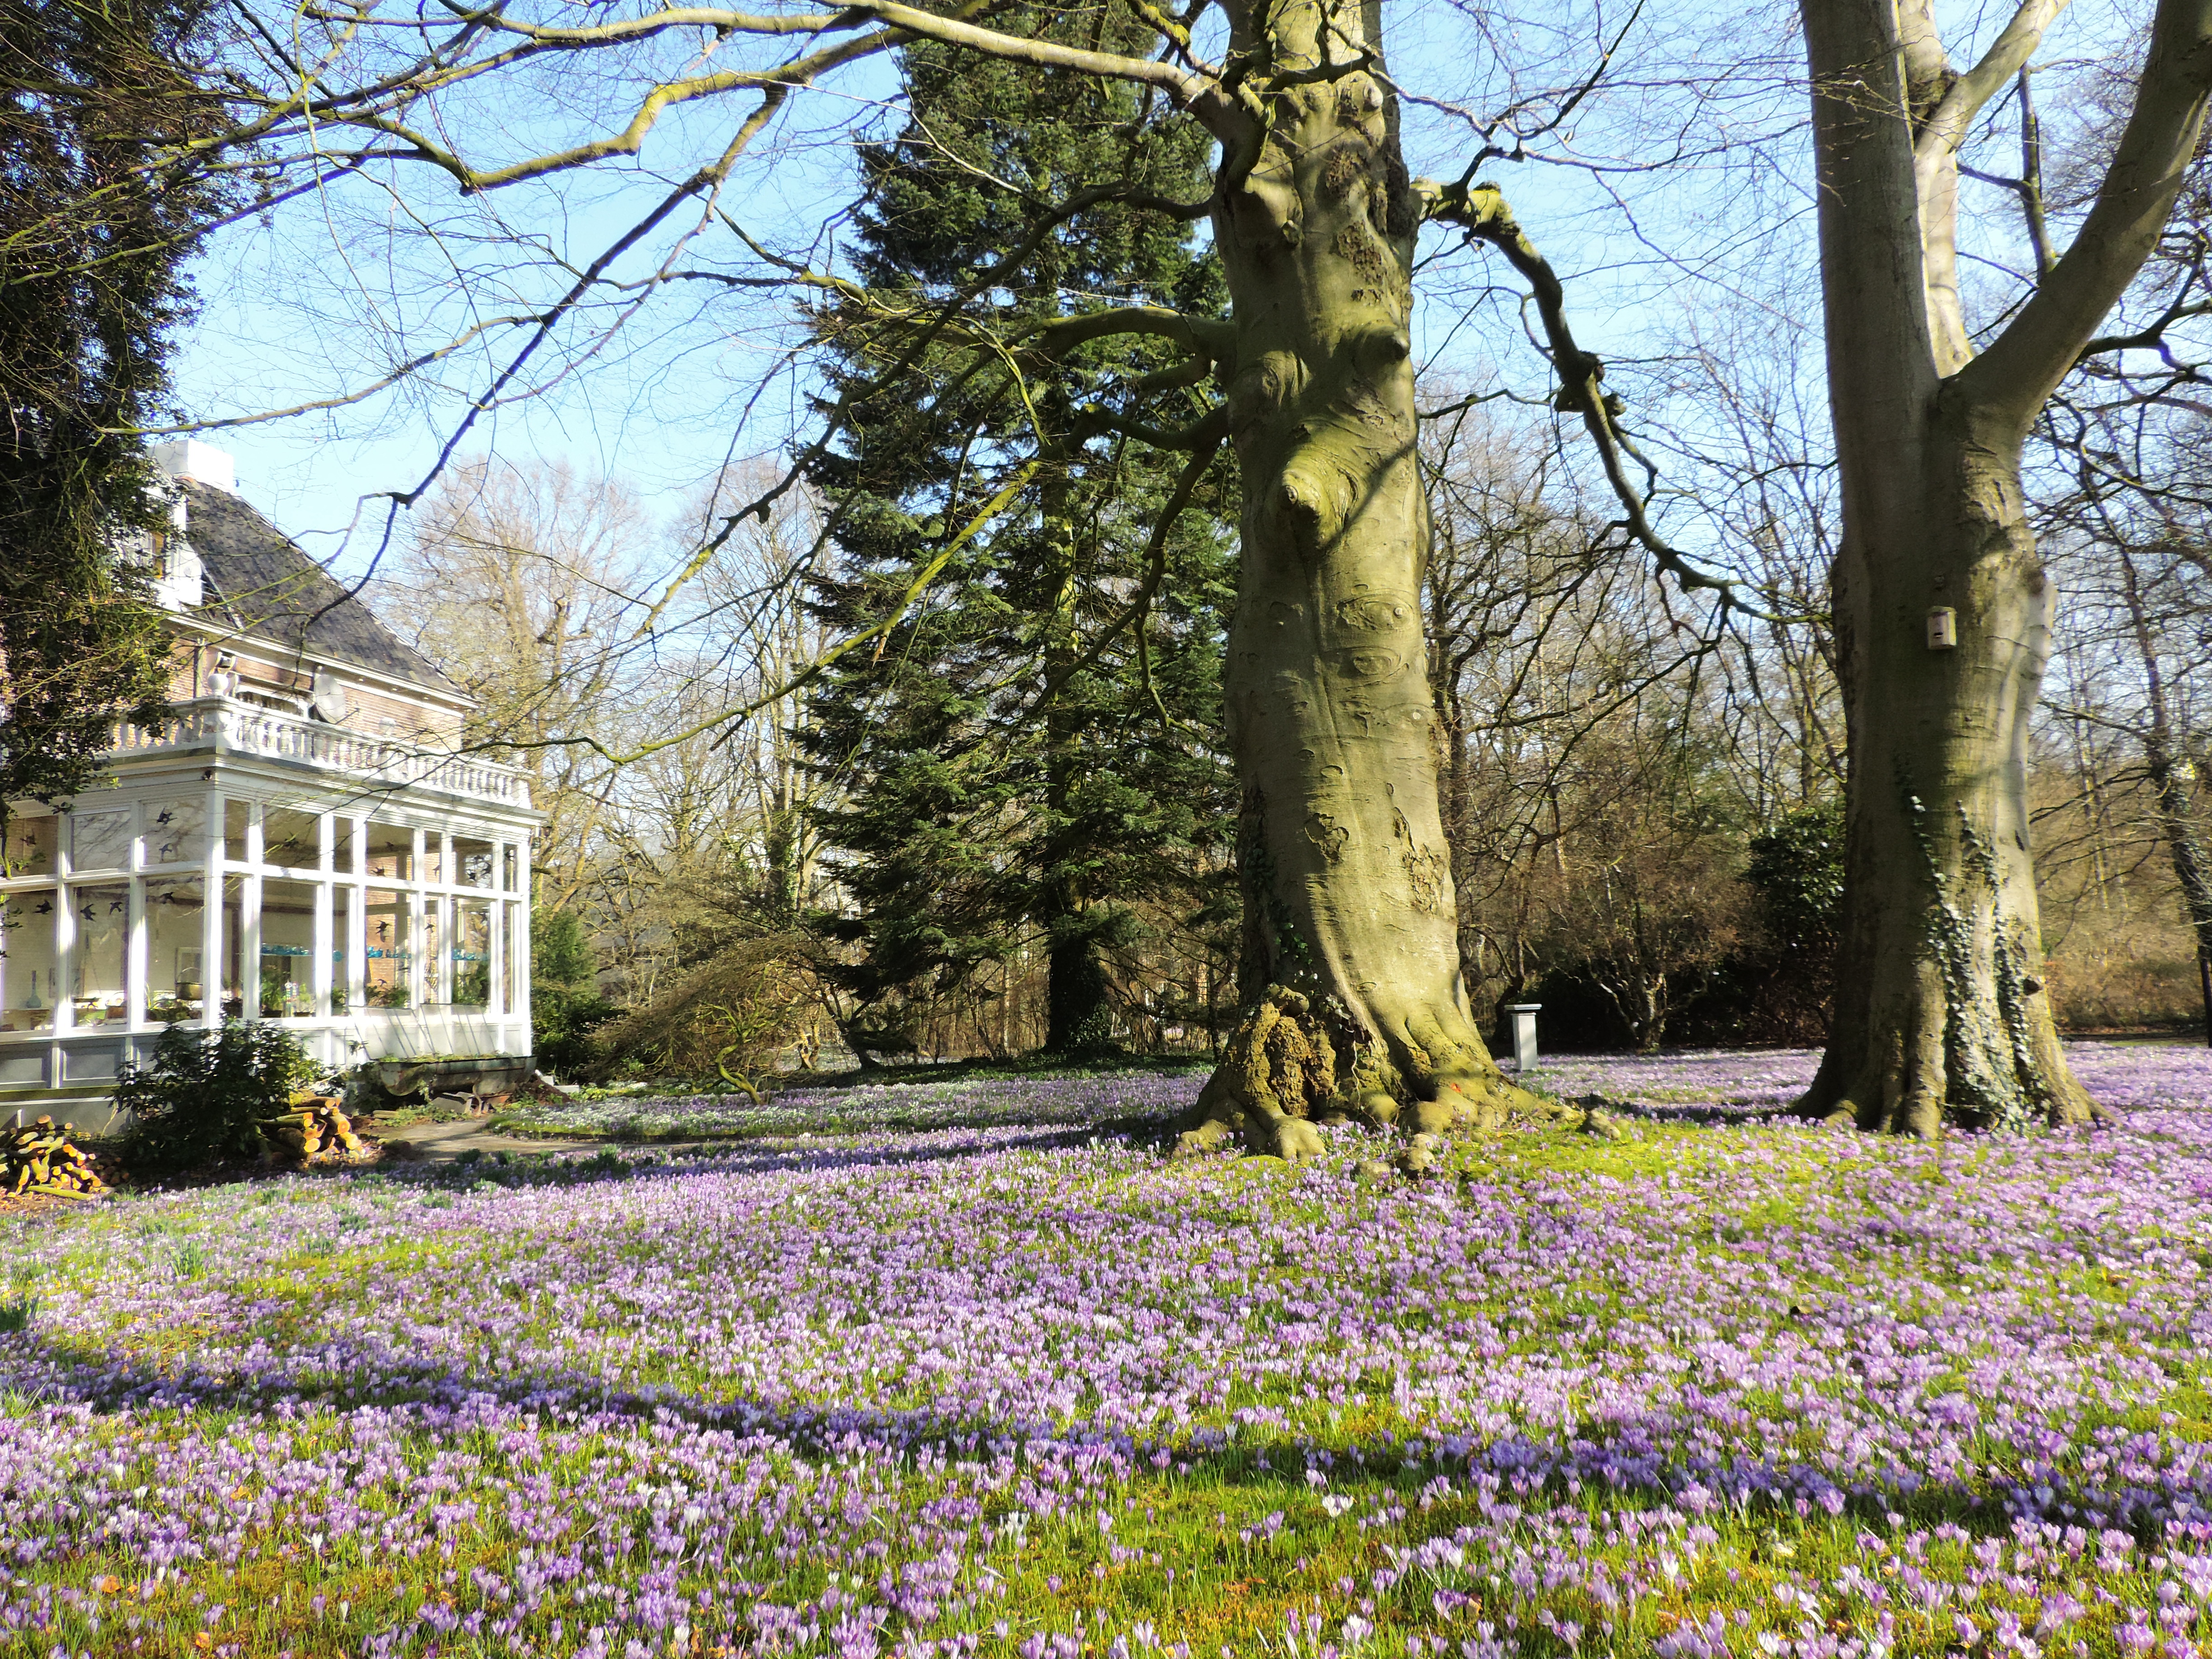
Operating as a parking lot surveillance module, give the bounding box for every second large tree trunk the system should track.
[1179,0,1534,1158]
[1798,402,2097,1133]
[1781,0,2209,1134]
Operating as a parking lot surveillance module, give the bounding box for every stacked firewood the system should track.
[264,1095,371,1165]
[2,1116,109,1199]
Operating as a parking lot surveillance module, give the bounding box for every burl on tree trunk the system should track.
[1177,0,1539,1159]
[1792,0,2212,1133]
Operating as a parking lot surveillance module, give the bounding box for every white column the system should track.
[201,792,223,1030]
[126,804,147,1030]
[54,826,77,1032]
[515,834,533,1044]
[312,882,332,1019]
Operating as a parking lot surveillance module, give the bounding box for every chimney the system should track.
[144,441,216,609]
[150,439,236,493]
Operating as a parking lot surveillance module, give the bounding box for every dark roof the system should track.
[180,481,461,697]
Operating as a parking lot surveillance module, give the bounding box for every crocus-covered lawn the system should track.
[5,1044,2212,1659]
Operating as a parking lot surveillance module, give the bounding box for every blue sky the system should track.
[158,0,1835,585]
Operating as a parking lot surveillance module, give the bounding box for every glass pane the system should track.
[145,797,207,867]
[223,799,250,863]
[220,875,247,1019]
[3,813,58,877]
[366,822,413,883]
[366,886,411,1008]
[501,845,518,892]
[422,900,446,1007]
[423,835,445,885]
[263,807,320,871]
[260,879,319,1019]
[147,876,206,1024]
[331,887,353,1015]
[333,816,358,874]
[453,897,492,1009]
[70,811,132,873]
[457,836,495,890]
[71,882,131,1026]
[1,890,59,1034]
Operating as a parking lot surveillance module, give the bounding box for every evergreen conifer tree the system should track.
[801,13,1237,1056]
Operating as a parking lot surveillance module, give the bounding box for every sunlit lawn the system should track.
[4,1044,2212,1658]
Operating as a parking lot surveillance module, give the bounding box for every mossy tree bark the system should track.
[1175,0,1538,1159]
[1797,0,2212,1133]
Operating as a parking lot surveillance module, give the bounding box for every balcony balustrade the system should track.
[109,697,532,809]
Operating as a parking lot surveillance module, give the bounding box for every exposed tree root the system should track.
[1791,997,2107,1136]
[1173,985,1558,1161]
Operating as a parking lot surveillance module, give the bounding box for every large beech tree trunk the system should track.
[1178,0,1535,1158]
[1804,400,2095,1132]
[1796,0,2212,1132]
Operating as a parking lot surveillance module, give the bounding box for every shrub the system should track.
[588,938,813,1092]
[533,980,618,1076]
[1745,802,1846,957]
[529,906,615,1075]
[115,1020,318,1176]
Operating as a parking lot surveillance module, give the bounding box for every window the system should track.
[331,887,354,1014]
[70,811,132,873]
[259,879,319,1018]
[2,814,57,877]
[366,886,410,1007]
[499,902,516,1014]
[457,835,495,890]
[220,876,248,1017]
[223,799,250,863]
[0,891,58,1034]
[366,822,413,882]
[422,900,446,1006]
[262,806,319,870]
[145,798,207,867]
[501,845,518,891]
[147,877,206,1024]
[333,815,359,875]
[423,834,445,885]
[453,897,492,1009]
[72,882,131,1026]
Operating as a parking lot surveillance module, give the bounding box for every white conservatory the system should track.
[0,442,541,1122]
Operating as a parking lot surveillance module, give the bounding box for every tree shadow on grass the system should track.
[5,1315,2200,1549]
[200,1111,1187,1200]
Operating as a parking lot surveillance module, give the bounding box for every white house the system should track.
[0,442,543,1123]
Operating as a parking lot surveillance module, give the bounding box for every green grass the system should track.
[1,1098,2207,1657]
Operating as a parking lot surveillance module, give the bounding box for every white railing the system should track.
[111,698,534,809]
